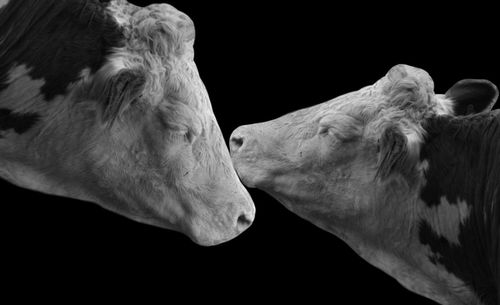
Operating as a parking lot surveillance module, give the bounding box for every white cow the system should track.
[231,64,499,304]
[0,0,254,246]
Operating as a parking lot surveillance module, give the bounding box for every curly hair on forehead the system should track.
[69,0,198,127]
[361,65,441,184]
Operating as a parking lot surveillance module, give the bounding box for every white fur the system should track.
[107,0,133,26]
[435,94,455,115]
[405,125,425,159]
[0,65,46,114]
[420,197,471,245]
[106,1,196,108]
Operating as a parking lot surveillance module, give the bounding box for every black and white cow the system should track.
[0,0,255,246]
[230,65,499,304]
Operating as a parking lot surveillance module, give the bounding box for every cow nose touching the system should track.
[230,125,270,188]
[230,125,258,155]
[229,128,246,154]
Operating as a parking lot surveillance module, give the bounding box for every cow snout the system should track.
[237,210,253,228]
[229,127,246,154]
[187,199,255,247]
[230,125,259,155]
[230,125,271,188]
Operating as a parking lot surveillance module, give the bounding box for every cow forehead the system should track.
[323,65,434,103]
[303,65,454,136]
[105,0,201,105]
[384,64,434,91]
[108,0,195,43]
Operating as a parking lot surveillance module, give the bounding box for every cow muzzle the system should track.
[229,124,274,188]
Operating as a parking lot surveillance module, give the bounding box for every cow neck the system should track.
[416,111,500,305]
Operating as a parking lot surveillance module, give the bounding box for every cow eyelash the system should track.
[318,125,331,136]
[184,129,195,143]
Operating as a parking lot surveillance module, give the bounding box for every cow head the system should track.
[0,0,254,246]
[230,64,497,237]
[230,64,499,302]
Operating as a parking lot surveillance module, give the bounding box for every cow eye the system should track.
[318,114,363,142]
[184,129,195,143]
[318,120,339,138]
[318,125,331,137]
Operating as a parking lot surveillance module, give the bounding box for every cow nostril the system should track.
[229,135,244,153]
[232,136,243,147]
[236,213,252,229]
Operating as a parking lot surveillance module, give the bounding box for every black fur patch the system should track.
[419,111,500,305]
[0,0,124,100]
[0,108,40,134]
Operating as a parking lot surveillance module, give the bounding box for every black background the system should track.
[2,1,498,303]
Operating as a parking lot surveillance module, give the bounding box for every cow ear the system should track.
[376,125,420,182]
[88,68,146,125]
[445,79,498,115]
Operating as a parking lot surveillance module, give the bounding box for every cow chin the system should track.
[91,172,255,246]
[232,161,270,189]
[183,219,241,246]
[121,198,253,247]
[231,145,307,196]
[181,194,255,246]
[233,157,304,203]
[183,176,255,246]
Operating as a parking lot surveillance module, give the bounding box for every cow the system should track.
[0,0,255,246]
[230,64,499,304]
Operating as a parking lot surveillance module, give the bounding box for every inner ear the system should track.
[88,68,146,125]
[376,125,419,182]
[445,79,498,115]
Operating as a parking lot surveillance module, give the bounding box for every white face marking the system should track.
[421,196,470,245]
[106,0,198,107]
[405,130,424,158]
[108,0,195,42]
[0,0,9,9]
[434,94,455,115]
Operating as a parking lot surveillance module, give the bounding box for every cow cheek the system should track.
[163,140,213,202]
